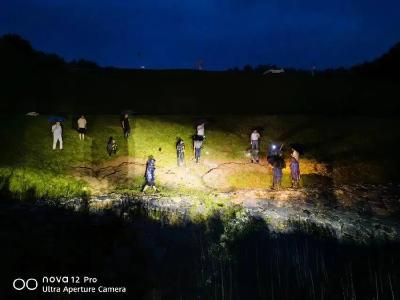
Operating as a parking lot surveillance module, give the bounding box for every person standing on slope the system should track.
[290,148,300,188]
[176,139,185,167]
[52,121,63,150]
[77,115,87,140]
[250,129,261,163]
[121,114,131,139]
[143,156,157,192]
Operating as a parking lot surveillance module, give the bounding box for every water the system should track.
[0,197,399,299]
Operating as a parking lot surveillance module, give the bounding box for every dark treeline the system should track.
[1,34,399,115]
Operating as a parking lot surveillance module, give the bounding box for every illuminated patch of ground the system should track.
[0,114,399,199]
[71,154,330,195]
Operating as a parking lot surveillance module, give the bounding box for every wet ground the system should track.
[71,155,331,194]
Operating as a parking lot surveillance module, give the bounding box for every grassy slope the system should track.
[0,114,399,199]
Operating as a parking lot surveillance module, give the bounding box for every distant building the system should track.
[263,68,285,75]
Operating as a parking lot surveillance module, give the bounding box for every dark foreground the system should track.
[0,197,399,300]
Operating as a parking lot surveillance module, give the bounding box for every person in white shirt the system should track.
[250,130,260,150]
[77,116,87,140]
[197,123,205,137]
[52,122,63,150]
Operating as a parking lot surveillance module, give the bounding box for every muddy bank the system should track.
[1,197,399,300]
[45,183,400,244]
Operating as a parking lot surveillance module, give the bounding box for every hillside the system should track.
[0,114,399,200]
[1,34,400,115]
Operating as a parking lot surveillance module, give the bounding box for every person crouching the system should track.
[107,137,118,156]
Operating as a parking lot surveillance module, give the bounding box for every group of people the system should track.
[51,114,128,156]
[51,115,88,150]
[251,129,301,189]
[143,122,205,192]
[50,117,300,191]
[174,126,301,190]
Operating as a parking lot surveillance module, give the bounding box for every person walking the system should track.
[143,156,157,192]
[77,115,87,140]
[121,114,131,139]
[52,121,63,150]
[176,139,185,167]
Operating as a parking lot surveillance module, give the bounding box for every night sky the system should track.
[1,0,400,70]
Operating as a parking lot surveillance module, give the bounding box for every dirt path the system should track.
[70,156,331,194]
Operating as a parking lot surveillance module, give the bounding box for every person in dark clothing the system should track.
[143,156,157,192]
[107,137,118,156]
[121,114,131,139]
[176,139,185,167]
[268,154,285,190]
[193,136,203,163]
[250,149,259,163]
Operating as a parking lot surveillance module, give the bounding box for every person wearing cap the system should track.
[52,121,63,150]
[77,115,87,140]
[143,156,157,192]
[176,139,185,167]
[121,114,131,139]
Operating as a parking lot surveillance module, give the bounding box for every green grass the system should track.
[0,114,399,199]
[0,167,87,199]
